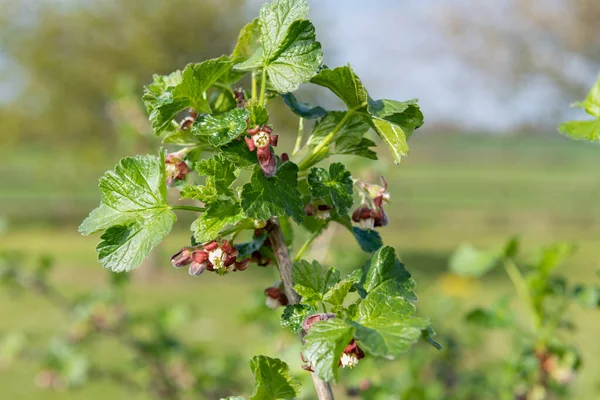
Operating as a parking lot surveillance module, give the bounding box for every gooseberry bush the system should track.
[79,0,438,398]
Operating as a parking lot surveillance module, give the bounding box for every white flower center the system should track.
[359,218,375,230]
[316,210,331,220]
[253,131,270,148]
[340,353,359,368]
[265,296,280,309]
[208,248,225,269]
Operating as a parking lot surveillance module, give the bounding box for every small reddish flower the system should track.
[234,258,251,271]
[352,176,390,229]
[339,339,365,368]
[165,152,191,186]
[305,204,334,220]
[170,247,194,268]
[264,286,289,309]
[251,250,272,267]
[245,125,279,177]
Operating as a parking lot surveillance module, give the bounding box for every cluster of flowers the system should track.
[170,240,248,276]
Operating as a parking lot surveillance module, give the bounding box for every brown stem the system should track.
[267,217,334,400]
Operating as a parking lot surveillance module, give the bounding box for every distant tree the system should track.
[0,0,243,149]
[446,0,600,102]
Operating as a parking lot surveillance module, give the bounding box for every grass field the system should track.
[1,132,600,398]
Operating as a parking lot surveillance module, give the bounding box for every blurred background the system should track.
[1,0,599,399]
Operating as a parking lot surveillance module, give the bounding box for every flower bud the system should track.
[234,258,251,271]
[171,247,194,268]
[264,287,289,308]
[188,261,206,276]
[192,250,208,264]
[316,204,333,220]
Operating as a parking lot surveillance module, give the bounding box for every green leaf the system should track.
[280,304,317,334]
[302,318,356,382]
[146,57,232,134]
[465,297,514,328]
[558,119,600,142]
[559,75,600,142]
[220,140,258,169]
[233,19,262,64]
[281,93,327,119]
[323,279,354,307]
[361,246,414,300]
[311,66,368,110]
[307,163,354,215]
[79,152,176,272]
[247,100,270,126]
[353,284,430,359]
[249,356,302,400]
[241,162,305,223]
[351,227,383,253]
[292,260,341,305]
[173,57,232,114]
[191,200,245,243]
[571,285,600,308]
[236,232,268,259]
[181,154,239,203]
[574,74,600,118]
[235,0,323,93]
[142,70,183,114]
[335,137,377,160]
[192,108,250,147]
[311,65,423,163]
[364,98,423,164]
[307,111,370,150]
[449,243,502,278]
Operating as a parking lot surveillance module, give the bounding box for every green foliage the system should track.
[79,152,176,272]
[308,163,354,215]
[302,247,432,381]
[145,57,232,134]
[281,93,327,119]
[79,0,432,396]
[235,0,323,93]
[249,356,302,400]
[311,66,423,163]
[192,108,250,147]
[559,74,600,142]
[241,163,304,223]
[191,200,245,243]
[280,304,317,334]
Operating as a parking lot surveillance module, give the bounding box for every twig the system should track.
[267,218,334,400]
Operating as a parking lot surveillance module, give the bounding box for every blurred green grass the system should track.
[1,132,600,398]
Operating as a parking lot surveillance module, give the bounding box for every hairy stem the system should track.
[267,218,334,400]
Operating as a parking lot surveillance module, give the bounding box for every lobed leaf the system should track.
[311,65,424,163]
[191,200,245,243]
[307,162,354,215]
[249,356,302,400]
[192,108,250,147]
[241,162,304,223]
[79,152,176,272]
[235,0,323,93]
